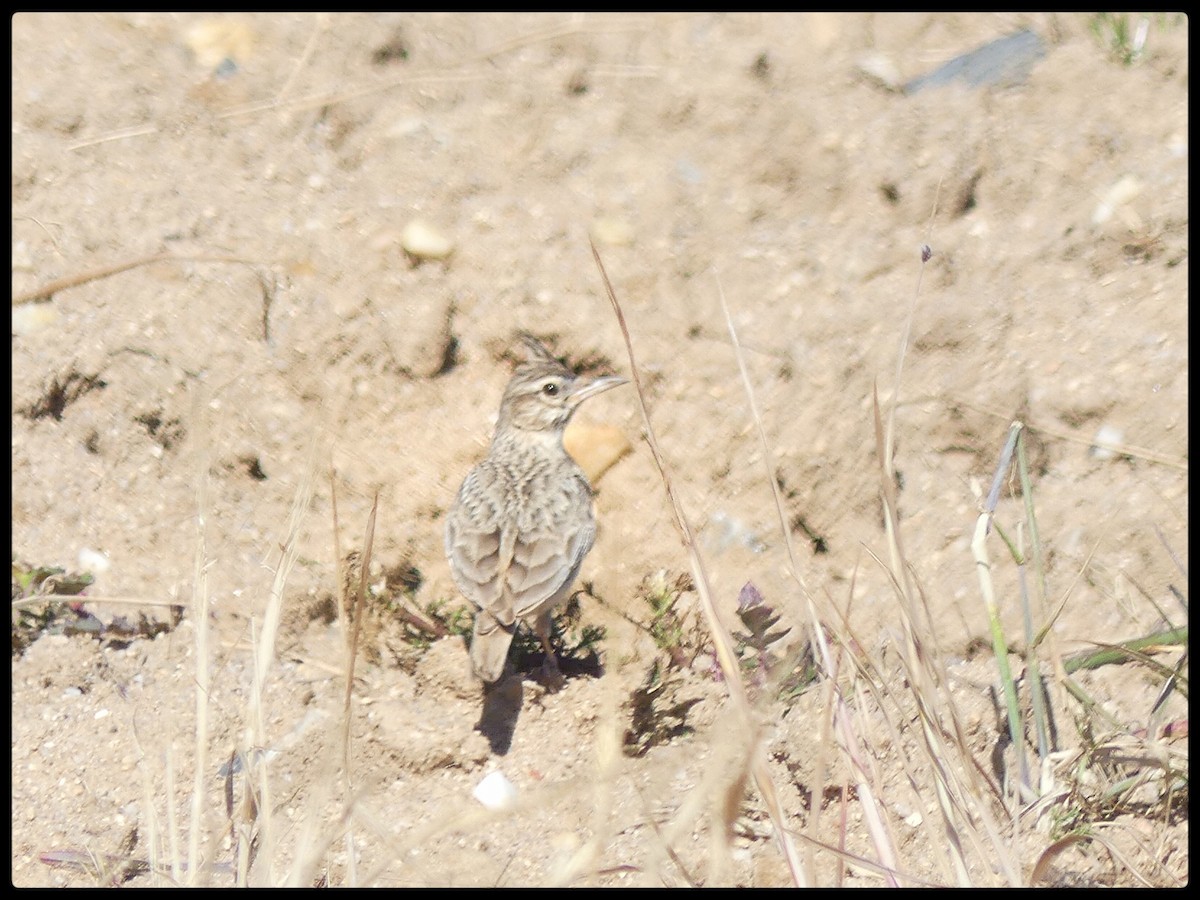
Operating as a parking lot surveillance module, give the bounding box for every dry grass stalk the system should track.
[590,239,808,887]
[12,594,185,609]
[139,766,162,884]
[712,272,915,884]
[334,484,380,887]
[184,391,213,885]
[871,257,1022,884]
[239,440,320,884]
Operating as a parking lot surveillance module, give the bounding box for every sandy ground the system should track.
[11,13,1188,887]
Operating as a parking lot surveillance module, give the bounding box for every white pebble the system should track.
[12,240,33,271]
[78,547,111,574]
[590,217,635,247]
[184,19,256,69]
[387,117,425,139]
[473,770,517,810]
[401,219,454,260]
[1092,175,1142,225]
[1090,424,1124,460]
[11,304,58,335]
[856,52,903,91]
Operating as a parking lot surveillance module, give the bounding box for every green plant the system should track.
[508,592,606,672]
[1092,13,1148,65]
[640,570,699,668]
[731,581,815,705]
[1090,13,1183,66]
[423,597,473,638]
[12,556,99,655]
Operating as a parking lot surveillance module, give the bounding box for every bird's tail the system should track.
[471,610,516,683]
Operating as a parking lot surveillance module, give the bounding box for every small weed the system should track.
[422,597,472,640]
[1044,718,1190,841]
[12,556,97,655]
[339,551,467,666]
[556,592,607,662]
[732,581,788,685]
[1090,13,1183,66]
[731,581,815,704]
[11,554,179,655]
[12,555,94,599]
[640,570,702,668]
[510,593,606,673]
[1047,803,1089,843]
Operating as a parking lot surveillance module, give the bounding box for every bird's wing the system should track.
[507,475,596,620]
[445,465,517,626]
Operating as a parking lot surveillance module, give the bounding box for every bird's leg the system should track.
[533,610,565,692]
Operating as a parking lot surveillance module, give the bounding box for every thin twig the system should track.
[12,594,185,609]
[187,388,212,885]
[13,214,65,254]
[66,123,157,151]
[12,253,263,306]
[716,273,906,885]
[590,238,808,888]
[274,13,329,107]
[948,396,1187,471]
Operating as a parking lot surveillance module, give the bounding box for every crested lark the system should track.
[445,333,626,687]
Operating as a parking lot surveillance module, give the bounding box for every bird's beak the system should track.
[569,374,627,406]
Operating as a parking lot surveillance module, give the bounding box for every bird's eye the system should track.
[541,382,560,397]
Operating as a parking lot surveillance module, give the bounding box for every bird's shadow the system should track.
[476,675,524,755]
[474,653,605,756]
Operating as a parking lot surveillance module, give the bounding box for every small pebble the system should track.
[12,240,33,271]
[78,547,111,575]
[184,19,255,70]
[401,219,454,261]
[11,304,58,336]
[1090,424,1125,460]
[473,770,518,810]
[590,217,635,247]
[856,52,903,91]
[1092,175,1142,226]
